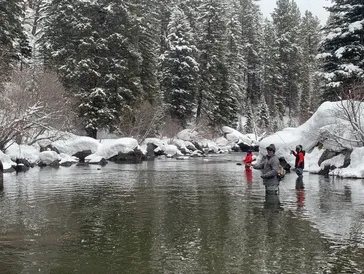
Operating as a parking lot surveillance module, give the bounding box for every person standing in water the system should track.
[253,144,280,194]
[292,145,305,190]
[243,150,253,169]
[291,145,305,176]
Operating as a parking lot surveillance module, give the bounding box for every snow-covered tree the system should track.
[196,0,236,127]
[299,11,321,123]
[161,7,199,127]
[127,0,161,103]
[22,0,49,65]
[0,69,75,151]
[42,0,141,138]
[318,0,364,100]
[272,0,302,117]
[0,0,31,84]
[244,101,254,134]
[226,1,246,114]
[261,19,281,120]
[239,0,263,106]
[257,94,270,131]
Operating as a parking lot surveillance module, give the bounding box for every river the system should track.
[0,154,363,274]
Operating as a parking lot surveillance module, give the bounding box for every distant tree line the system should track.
[0,0,363,139]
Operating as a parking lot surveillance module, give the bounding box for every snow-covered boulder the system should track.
[5,144,40,164]
[222,126,257,146]
[88,138,142,163]
[0,151,16,172]
[169,139,191,154]
[195,139,219,153]
[163,144,183,157]
[176,129,200,141]
[141,138,166,149]
[330,147,364,178]
[53,136,100,156]
[59,153,78,166]
[94,138,138,159]
[39,151,61,167]
[85,155,108,165]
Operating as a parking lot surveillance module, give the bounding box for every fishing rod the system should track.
[275,131,293,151]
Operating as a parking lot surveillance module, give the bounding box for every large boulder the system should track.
[145,143,158,160]
[109,147,144,163]
[318,150,340,166]
[73,150,93,163]
[38,151,61,167]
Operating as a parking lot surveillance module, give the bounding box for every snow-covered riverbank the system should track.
[1,101,363,179]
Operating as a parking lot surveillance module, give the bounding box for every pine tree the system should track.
[272,0,302,117]
[225,1,246,128]
[161,7,199,128]
[42,0,141,138]
[196,0,235,127]
[261,19,281,120]
[239,0,263,106]
[126,0,161,103]
[318,0,364,100]
[257,94,270,131]
[299,11,321,123]
[244,101,254,134]
[0,0,31,83]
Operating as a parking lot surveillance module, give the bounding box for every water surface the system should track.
[0,154,363,273]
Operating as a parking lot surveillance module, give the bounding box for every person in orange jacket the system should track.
[243,150,253,169]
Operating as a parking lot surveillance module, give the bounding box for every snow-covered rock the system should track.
[39,151,61,166]
[94,138,138,159]
[53,136,100,156]
[330,147,364,178]
[222,126,257,146]
[176,129,200,141]
[0,151,16,171]
[163,144,182,157]
[5,143,40,164]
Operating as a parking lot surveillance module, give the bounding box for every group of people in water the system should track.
[243,143,305,194]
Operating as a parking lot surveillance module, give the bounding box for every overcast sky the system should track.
[259,0,332,25]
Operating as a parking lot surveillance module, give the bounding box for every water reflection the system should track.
[0,157,363,273]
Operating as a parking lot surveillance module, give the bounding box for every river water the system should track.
[0,154,363,274]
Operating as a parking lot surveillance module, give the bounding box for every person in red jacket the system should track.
[243,150,253,169]
[291,145,305,177]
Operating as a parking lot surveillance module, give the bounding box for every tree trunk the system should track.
[86,128,97,139]
[0,160,3,190]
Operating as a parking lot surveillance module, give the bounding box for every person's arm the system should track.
[261,157,279,178]
[253,159,264,169]
[291,150,297,156]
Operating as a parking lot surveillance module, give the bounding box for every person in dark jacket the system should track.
[291,145,305,176]
[253,144,280,194]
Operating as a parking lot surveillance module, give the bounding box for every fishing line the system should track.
[275,131,292,151]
